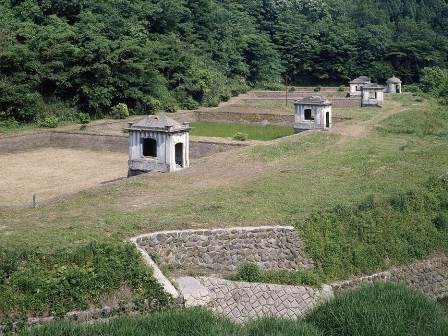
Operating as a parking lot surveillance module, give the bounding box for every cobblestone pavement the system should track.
[197,277,332,322]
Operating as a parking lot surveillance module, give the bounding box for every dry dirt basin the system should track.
[0,148,127,206]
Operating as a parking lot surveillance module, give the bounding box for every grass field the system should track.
[0,95,446,250]
[190,122,294,140]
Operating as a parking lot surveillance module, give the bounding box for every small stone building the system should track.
[361,84,385,107]
[349,76,371,96]
[386,76,402,94]
[294,96,332,132]
[127,115,190,176]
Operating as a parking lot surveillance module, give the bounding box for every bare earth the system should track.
[0,148,127,206]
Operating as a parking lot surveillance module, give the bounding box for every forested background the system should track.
[1,0,448,123]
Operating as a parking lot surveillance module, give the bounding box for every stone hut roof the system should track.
[361,83,385,90]
[294,96,332,106]
[129,115,189,132]
[350,76,371,84]
[387,76,402,84]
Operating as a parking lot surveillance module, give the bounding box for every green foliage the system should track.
[434,211,448,231]
[233,132,249,141]
[111,103,129,120]
[295,177,448,280]
[233,263,322,287]
[420,67,448,104]
[235,263,263,283]
[0,243,170,323]
[2,0,448,124]
[337,86,346,92]
[38,116,59,128]
[78,113,90,125]
[306,283,448,336]
[190,122,293,141]
[314,87,321,92]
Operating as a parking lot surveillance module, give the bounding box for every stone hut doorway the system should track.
[326,112,330,128]
[175,143,184,167]
[143,138,157,157]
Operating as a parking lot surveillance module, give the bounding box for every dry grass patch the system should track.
[0,148,127,206]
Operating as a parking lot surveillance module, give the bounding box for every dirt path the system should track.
[330,100,407,141]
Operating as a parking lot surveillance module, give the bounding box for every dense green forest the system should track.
[1,0,447,123]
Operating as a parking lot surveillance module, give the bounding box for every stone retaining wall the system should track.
[52,131,128,152]
[0,130,243,160]
[331,255,448,299]
[135,227,314,275]
[0,131,51,153]
[194,111,294,126]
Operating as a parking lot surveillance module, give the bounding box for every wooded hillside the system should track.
[1,0,447,122]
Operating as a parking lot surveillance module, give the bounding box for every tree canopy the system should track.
[0,0,447,122]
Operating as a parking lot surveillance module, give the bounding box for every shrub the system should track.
[78,113,90,125]
[403,84,420,93]
[337,85,345,92]
[306,283,448,336]
[233,264,322,287]
[0,243,171,322]
[233,132,249,141]
[182,97,200,110]
[236,263,263,283]
[144,97,162,113]
[314,86,321,92]
[111,103,129,119]
[38,116,59,128]
[433,211,448,230]
[288,86,296,92]
[0,118,20,129]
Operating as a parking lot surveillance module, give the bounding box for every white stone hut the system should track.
[386,76,402,93]
[294,96,332,132]
[127,115,190,176]
[361,84,385,107]
[349,76,371,96]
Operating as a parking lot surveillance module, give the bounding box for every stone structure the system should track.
[386,76,402,94]
[135,226,314,275]
[349,76,371,96]
[174,255,448,322]
[197,277,332,322]
[132,226,448,323]
[127,115,190,176]
[293,96,332,133]
[332,255,448,299]
[361,83,385,107]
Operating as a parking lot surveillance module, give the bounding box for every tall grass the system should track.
[190,122,293,141]
[295,176,448,280]
[19,284,448,336]
[306,283,448,336]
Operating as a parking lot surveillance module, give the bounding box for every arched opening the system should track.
[304,109,314,121]
[175,143,184,167]
[142,138,157,157]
